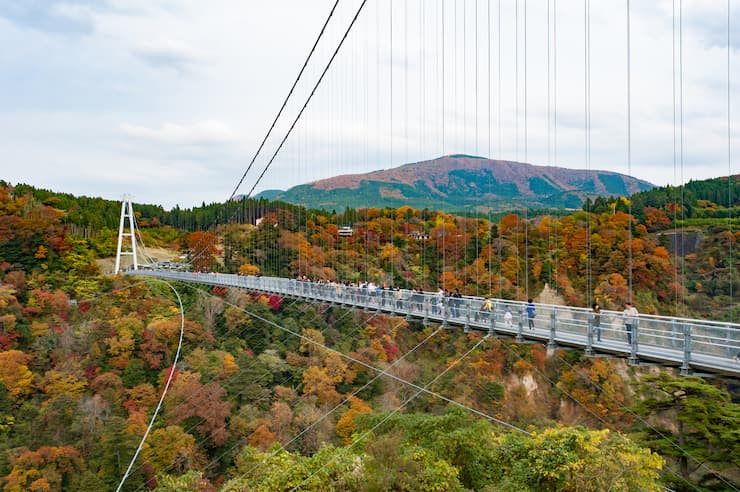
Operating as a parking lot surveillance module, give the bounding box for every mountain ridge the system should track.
[260,155,655,211]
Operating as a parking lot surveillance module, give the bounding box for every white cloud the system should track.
[120,120,236,145]
[130,38,202,72]
[1,0,737,208]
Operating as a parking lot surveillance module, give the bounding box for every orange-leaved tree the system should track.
[186,231,218,272]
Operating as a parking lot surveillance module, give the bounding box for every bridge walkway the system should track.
[126,270,740,378]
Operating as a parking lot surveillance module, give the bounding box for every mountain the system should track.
[258,155,655,211]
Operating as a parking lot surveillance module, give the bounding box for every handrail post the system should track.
[464,301,471,333]
[516,306,524,342]
[680,323,692,376]
[585,311,594,356]
[547,307,557,350]
[629,319,640,366]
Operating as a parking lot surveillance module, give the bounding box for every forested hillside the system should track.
[0,182,738,490]
[257,155,655,211]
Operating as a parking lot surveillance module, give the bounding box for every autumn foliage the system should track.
[0,182,736,490]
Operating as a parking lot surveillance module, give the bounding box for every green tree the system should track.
[95,416,143,491]
[631,373,740,489]
[490,426,663,491]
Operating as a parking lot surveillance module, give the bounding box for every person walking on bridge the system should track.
[623,302,638,345]
[503,307,513,328]
[592,302,602,341]
[526,299,536,330]
[479,297,493,321]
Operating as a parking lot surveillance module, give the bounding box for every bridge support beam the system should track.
[516,306,525,343]
[585,313,595,356]
[547,307,557,350]
[629,322,640,366]
[680,323,692,376]
[488,314,496,336]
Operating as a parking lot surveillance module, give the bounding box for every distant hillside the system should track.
[259,155,654,211]
[629,174,740,222]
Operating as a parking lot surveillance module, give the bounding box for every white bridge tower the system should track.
[114,194,139,274]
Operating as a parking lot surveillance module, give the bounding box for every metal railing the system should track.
[126,270,740,377]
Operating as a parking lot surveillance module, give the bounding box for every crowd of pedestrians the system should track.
[288,275,643,345]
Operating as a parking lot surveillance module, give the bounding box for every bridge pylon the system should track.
[114,194,139,274]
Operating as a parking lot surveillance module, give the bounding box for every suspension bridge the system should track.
[116,0,737,378]
[105,1,740,490]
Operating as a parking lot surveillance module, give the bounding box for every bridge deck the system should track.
[126,270,740,378]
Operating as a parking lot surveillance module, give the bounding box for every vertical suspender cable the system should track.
[475,0,479,156]
[403,0,408,288]
[442,0,446,157]
[524,0,527,165]
[679,0,685,314]
[554,0,559,293]
[515,0,520,294]
[405,0,408,169]
[454,0,457,153]
[418,0,424,288]
[627,0,633,303]
[442,0,446,284]
[420,0,424,162]
[463,0,467,153]
[515,0,519,164]
[498,0,503,299]
[728,0,734,322]
[672,0,679,314]
[583,0,593,306]
[524,0,529,299]
[547,0,552,285]
[389,0,393,286]
[460,0,464,284]
[474,0,479,295]
[487,0,492,296]
[390,0,393,175]
[498,0,501,160]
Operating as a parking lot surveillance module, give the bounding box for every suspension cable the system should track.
[228,0,341,202]
[116,280,185,492]
[728,0,734,323]
[673,0,679,315]
[234,325,446,485]
[291,333,519,491]
[242,0,369,201]
[627,0,633,303]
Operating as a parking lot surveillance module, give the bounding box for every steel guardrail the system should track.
[125,269,740,377]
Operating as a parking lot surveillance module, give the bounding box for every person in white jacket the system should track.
[503,307,513,328]
[623,302,638,344]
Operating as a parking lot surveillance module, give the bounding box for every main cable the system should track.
[228,0,341,202]
[242,0,369,202]
[187,0,360,267]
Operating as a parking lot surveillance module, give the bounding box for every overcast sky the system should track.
[1,0,738,209]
